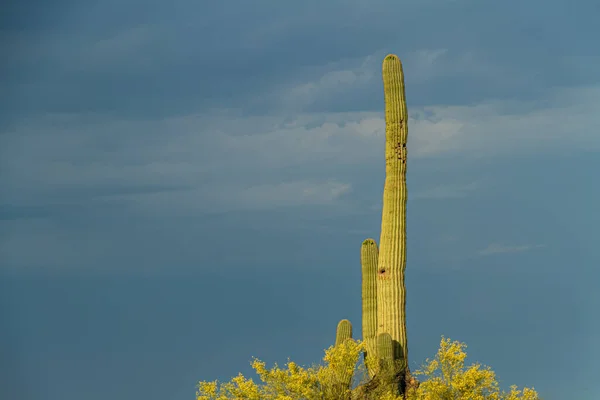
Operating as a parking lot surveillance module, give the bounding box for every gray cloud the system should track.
[3,0,599,122]
[2,79,599,219]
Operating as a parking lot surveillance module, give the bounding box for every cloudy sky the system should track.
[2,0,599,399]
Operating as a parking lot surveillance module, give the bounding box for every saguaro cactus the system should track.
[376,54,409,372]
[335,319,353,347]
[333,319,354,398]
[347,54,413,398]
[361,238,379,376]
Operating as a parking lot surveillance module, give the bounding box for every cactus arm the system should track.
[333,319,354,396]
[335,319,353,347]
[361,238,379,377]
[376,332,394,371]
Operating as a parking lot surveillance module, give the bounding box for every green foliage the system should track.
[407,337,541,400]
[196,338,364,400]
[196,337,541,400]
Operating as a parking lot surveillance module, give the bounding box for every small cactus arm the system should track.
[376,332,406,396]
[335,319,353,347]
[376,54,409,371]
[361,238,379,377]
[376,332,394,372]
[333,319,354,397]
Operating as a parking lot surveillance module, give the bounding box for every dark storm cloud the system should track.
[3,0,599,122]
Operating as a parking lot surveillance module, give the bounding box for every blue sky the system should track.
[1,0,599,399]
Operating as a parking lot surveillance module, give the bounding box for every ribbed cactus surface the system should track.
[376,332,394,368]
[376,54,409,366]
[335,319,353,347]
[361,238,378,376]
[333,319,354,396]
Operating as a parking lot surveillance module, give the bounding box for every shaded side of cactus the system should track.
[376,54,409,371]
[361,238,379,377]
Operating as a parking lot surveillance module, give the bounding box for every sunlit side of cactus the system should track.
[376,54,409,372]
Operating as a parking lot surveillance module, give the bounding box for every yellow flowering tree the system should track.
[406,337,540,400]
[196,337,540,400]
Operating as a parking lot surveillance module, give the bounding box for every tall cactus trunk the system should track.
[376,54,410,385]
[354,53,415,399]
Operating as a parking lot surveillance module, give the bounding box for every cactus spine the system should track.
[361,238,379,377]
[376,54,409,368]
